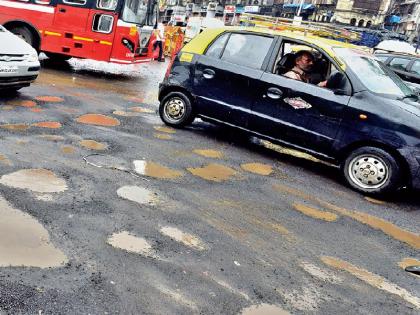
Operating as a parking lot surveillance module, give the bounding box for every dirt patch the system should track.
[187,164,237,182]
[134,160,182,180]
[193,149,223,159]
[241,163,273,175]
[76,114,120,126]
[80,140,108,150]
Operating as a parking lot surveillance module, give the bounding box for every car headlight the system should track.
[26,52,39,63]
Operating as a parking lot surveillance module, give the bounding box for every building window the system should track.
[353,0,380,12]
[350,18,356,26]
[366,21,372,28]
[358,19,365,27]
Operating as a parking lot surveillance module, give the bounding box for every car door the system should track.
[249,41,351,156]
[193,32,275,127]
[407,60,420,84]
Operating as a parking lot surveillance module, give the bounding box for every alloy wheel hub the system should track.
[349,155,388,189]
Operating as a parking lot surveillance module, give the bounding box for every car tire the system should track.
[45,52,72,61]
[10,26,35,47]
[341,146,402,195]
[159,91,194,128]
[2,88,21,95]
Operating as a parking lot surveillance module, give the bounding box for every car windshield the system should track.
[122,0,156,26]
[334,48,413,98]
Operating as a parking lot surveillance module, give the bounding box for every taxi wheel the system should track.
[159,92,194,128]
[341,146,401,195]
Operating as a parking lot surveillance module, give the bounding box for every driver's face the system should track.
[296,55,314,72]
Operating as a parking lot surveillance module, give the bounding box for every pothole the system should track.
[80,139,108,150]
[187,164,237,182]
[134,160,182,180]
[241,163,273,176]
[193,149,223,159]
[117,185,156,205]
[160,226,206,250]
[0,169,67,193]
[107,231,153,256]
[76,114,120,126]
[0,196,68,268]
[35,96,64,103]
[153,126,176,134]
[240,304,290,315]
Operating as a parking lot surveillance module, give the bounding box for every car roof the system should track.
[182,26,363,58]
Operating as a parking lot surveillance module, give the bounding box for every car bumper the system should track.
[0,60,40,88]
[398,147,420,190]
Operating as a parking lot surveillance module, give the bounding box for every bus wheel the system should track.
[45,52,72,61]
[10,26,34,47]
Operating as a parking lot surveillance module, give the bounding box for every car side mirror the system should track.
[327,71,350,95]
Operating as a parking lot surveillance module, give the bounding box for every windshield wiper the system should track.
[397,93,419,101]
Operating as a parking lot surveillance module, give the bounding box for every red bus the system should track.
[0,0,159,64]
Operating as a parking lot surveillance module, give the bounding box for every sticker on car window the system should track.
[284,97,312,109]
[180,53,194,63]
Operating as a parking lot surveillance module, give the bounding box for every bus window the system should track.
[92,14,114,33]
[63,0,87,6]
[35,0,51,4]
[97,0,118,11]
[122,0,148,25]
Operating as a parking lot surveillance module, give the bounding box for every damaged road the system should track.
[0,58,419,315]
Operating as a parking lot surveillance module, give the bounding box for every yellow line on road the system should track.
[293,203,338,222]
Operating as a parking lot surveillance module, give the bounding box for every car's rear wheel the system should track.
[341,146,402,195]
[9,26,35,47]
[159,91,194,128]
[45,52,72,61]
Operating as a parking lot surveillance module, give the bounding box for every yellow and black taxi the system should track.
[158,27,420,195]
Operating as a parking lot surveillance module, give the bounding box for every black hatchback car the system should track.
[374,53,420,85]
[158,27,420,195]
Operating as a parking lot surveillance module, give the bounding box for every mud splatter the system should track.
[153,126,176,134]
[321,256,420,309]
[130,106,154,113]
[273,184,420,249]
[187,164,237,182]
[30,108,44,113]
[364,196,386,205]
[133,160,182,180]
[76,114,120,126]
[6,100,36,107]
[0,123,30,131]
[241,304,290,315]
[35,96,64,103]
[112,110,141,117]
[154,133,172,140]
[0,169,67,193]
[32,121,62,129]
[0,154,11,165]
[61,146,76,154]
[117,186,155,205]
[160,226,206,250]
[79,140,108,151]
[293,203,338,222]
[0,196,68,268]
[107,231,152,256]
[241,163,273,176]
[193,149,223,159]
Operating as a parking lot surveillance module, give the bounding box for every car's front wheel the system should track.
[159,91,194,128]
[342,146,402,195]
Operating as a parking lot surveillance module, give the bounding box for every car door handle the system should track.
[266,87,283,99]
[203,69,215,79]
[59,8,66,12]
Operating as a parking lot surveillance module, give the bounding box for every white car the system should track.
[0,25,40,93]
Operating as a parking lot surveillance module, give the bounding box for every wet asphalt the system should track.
[0,57,419,315]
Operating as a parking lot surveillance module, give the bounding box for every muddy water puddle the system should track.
[187,164,237,182]
[241,163,273,175]
[35,96,64,103]
[107,231,152,256]
[80,139,108,150]
[38,135,65,141]
[61,146,76,154]
[0,123,30,131]
[32,121,62,129]
[160,226,206,250]
[154,133,172,140]
[293,203,338,222]
[76,114,120,126]
[6,100,37,107]
[153,126,176,134]
[130,106,154,113]
[134,160,182,180]
[321,256,420,308]
[0,196,68,268]
[193,149,223,159]
[117,186,156,205]
[112,110,141,117]
[0,169,67,193]
[0,154,11,165]
[241,304,290,315]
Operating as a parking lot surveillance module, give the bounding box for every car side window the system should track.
[375,55,388,63]
[205,33,229,58]
[221,33,273,69]
[410,60,420,76]
[389,57,411,71]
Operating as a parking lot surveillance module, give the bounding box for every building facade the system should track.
[332,0,392,27]
[393,0,420,41]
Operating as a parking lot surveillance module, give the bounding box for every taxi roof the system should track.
[182,26,365,58]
